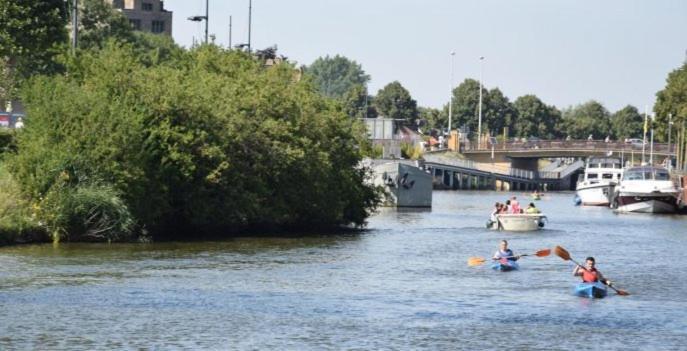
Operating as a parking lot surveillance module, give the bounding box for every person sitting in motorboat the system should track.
[503,200,512,213]
[493,240,520,262]
[510,196,521,213]
[572,257,611,286]
[490,202,501,222]
[525,202,541,214]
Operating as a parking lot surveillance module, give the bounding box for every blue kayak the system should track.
[574,282,608,298]
[491,260,519,272]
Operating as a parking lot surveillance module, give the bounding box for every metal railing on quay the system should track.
[461,139,675,154]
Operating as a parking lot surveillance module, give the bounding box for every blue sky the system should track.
[164,0,687,113]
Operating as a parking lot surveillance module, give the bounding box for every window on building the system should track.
[142,3,153,11]
[152,20,165,33]
[129,19,141,30]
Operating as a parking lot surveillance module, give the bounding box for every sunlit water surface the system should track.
[1,191,686,350]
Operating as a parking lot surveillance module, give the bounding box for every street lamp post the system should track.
[71,0,78,53]
[668,113,673,170]
[448,52,455,137]
[187,0,209,44]
[478,56,484,149]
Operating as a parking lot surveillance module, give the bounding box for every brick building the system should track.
[105,0,173,35]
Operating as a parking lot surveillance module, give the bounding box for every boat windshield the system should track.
[655,171,670,180]
[623,169,671,181]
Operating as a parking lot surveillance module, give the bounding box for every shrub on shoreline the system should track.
[9,43,381,242]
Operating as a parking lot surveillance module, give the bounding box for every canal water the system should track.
[1,191,686,350]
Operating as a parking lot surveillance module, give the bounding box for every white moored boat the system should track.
[575,157,623,206]
[613,166,678,213]
[488,214,547,231]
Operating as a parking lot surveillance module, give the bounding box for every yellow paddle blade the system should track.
[468,257,487,266]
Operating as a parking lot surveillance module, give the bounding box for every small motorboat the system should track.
[491,259,519,272]
[574,282,608,298]
[488,214,547,231]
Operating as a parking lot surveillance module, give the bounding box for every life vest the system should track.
[582,268,599,283]
[495,249,515,261]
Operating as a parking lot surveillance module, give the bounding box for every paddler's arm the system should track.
[572,265,583,276]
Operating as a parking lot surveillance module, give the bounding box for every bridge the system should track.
[424,154,584,191]
[461,139,674,159]
[422,139,676,191]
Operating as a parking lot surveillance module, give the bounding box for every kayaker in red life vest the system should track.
[572,257,612,285]
[492,240,521,262]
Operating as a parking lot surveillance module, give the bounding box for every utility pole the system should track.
[205,0,209,44]
[650,115,654,165]
[668,113,673,171]
[248,0,252,53]
[448,52,455,136]
[72,0,78,54]
[229,15,232,48]
[478,56,484,149]
[642,106,648,164]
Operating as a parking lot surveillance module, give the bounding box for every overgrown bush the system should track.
[401,142,423,160]
[38,182,134,242]
[0,128,17,155]
[10,43,381,240]
[0,164,46,245]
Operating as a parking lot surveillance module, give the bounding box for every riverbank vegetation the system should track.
[0,1,382,245]
[6,43,382,242]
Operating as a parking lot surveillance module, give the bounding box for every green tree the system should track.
[561,100,611,139]
[0,0,67,100]
[373,81,418,125]
[418,106,443,133]
[445,79,516,138]
[483,88,516,137]
[13,43,381,240]
[446,79,480,134]
[611,105,644,140]
[304,55,370,99]
[341,84,377,119]
[513,95,561,139]
[78,0,135,50]
[654,62,687,141]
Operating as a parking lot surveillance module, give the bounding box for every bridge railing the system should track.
[463,139,675,154]
[510,168,534,179]
[425,154,536,180]
[539,171,561,179]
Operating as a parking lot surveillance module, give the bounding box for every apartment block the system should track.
[106,0,173,35]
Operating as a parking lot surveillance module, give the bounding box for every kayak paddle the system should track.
[468,248,551,266]
[554,245,629,296]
